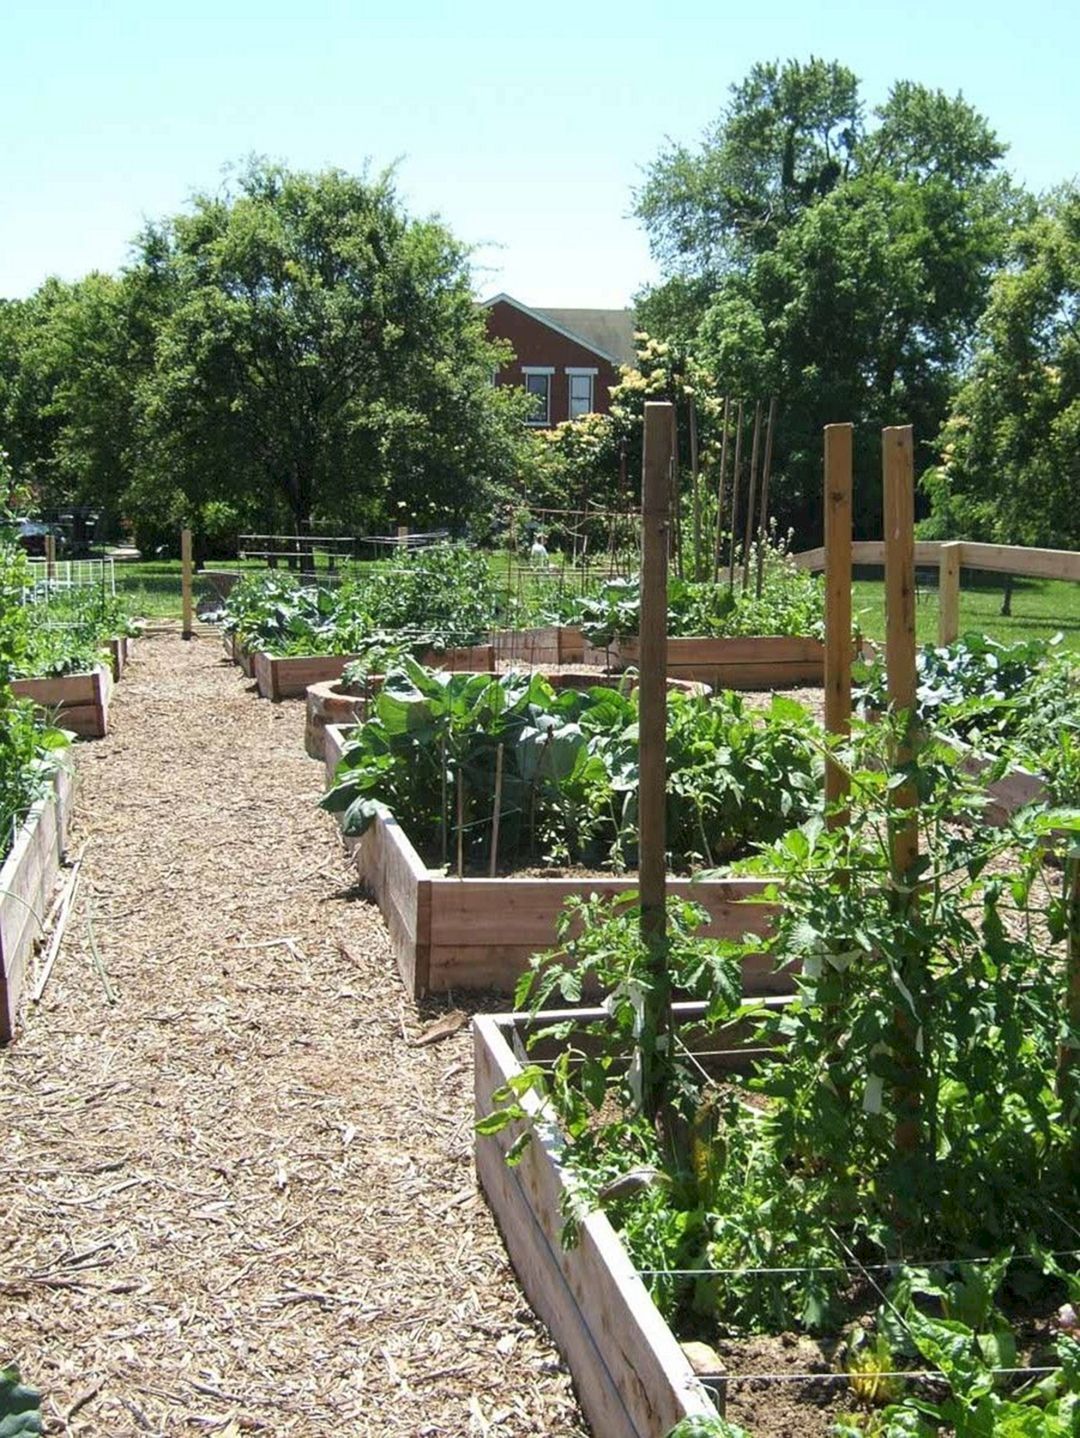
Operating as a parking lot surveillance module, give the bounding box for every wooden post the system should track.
[824,424,853,826]
[938,541,962,646]
[490,743,505,878]
[181,527,193,640]
[44,532,56,581]
[882,425,921,1155]
[639,401,673,1124]
[688,392,701,581]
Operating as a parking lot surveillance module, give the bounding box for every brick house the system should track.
[484,294,637,428]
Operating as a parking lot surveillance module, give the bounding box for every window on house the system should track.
[523,370,552,425]
[567,368,597,420]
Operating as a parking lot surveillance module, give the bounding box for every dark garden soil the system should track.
[0,631,587,1437]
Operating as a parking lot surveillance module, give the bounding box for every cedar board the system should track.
[0,761,74,1041]
[255,644,497,700]
[592,634,825,689]
[11,665,113,738]
[474,1004,733,1437]
[323,724,781,1001]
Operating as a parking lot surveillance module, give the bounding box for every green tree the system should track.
[635,60,1017,539]
[131,159,527,543]
[925,188,1080,552]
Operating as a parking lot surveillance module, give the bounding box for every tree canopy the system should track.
[923,188,1080,550]
[635,59,1018,537]
[1,160,529,549]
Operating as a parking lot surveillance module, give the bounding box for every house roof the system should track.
[484,293,638,369]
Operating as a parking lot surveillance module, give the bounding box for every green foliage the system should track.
[479,719,1079,1341]
[0,1367,43,1436]
[321,666,820,872]
[570,532,824,646]
[635,59,1019,538]
[14,585,138,679]
[926,188,1080,550]
[666,1417,751,1438]
[221,544,498,656]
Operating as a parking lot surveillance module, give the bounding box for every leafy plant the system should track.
[0,1364,43,1435]
[321,665,820,873]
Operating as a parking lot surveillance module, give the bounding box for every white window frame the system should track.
[566,366,598,420]
[522,366,555,426]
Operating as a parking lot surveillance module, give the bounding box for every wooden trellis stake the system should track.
[754,396,778,599]
[181,527,193,640]
[741,400,763,591]
[712,396,731,583]
[824,424,853,827]
[639,401,673,1123]
[883,424,922,1155]
[727,399,744,588]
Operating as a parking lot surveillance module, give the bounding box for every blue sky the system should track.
[3,0,1078,309]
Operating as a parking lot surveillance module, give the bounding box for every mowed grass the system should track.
[115,554,1080,654]
[851,572,1080,652]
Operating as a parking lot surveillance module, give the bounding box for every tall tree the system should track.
[924,188,1080,552]
[131,160,525,541]
[635,60,1017,539]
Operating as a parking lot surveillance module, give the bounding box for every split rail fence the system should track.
[793,538,1080,645]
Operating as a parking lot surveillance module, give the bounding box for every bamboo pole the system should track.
[824,424,854,827]
[1057,855,1080,1132]
[938,541,962,646]
[181,527,193,640]
[741,401,763,591]
[712,396,731,584]
[754,396,778,599]
[689,392,701,581]
[639,401,673,1125]
[727,400,744,589]
[489,743,505,877]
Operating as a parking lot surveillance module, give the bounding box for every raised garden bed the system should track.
[254,644,496,701]
[323,723,779,999]
[11,665,113,738]
[474,1000,761,1437]
[0,760,74,1041]
[492,625,586,667]
[584,634,825,689]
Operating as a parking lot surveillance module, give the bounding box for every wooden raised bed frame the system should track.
[11,665,113,739]
[492,625,585,667]
[254,644,496,701]
[584,634,825,689]
[475,1000,772,1436]
[0,760,74,1040]
[323,724,780,1000]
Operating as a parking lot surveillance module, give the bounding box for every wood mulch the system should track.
[0,631,587,1437]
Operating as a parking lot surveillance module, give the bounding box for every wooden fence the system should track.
[792,539,1080,645]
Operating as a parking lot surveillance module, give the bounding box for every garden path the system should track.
[0,631,586,1437]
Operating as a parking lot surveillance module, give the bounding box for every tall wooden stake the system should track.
[824,424,853,827]
[754,397,778,599]
[181,527,193,640]
[727,400,744,589]
[489,743,505,877]
[712,396,731,583]
[1058,856,1080,1128]
[689,392,701,581]
[44,532,56,582]
[741,401,763,591]
[883,425,921,1156]
[639,401,673,1124]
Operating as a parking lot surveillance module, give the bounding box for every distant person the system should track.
[530,536,549,568]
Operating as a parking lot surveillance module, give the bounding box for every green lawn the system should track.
[851,572,1080,652]
[116,555,1080,654]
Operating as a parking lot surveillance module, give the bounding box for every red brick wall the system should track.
[485,299,621,426]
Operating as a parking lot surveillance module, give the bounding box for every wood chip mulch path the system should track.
[0,632,588,1437]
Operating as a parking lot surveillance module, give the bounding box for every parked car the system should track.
[14,520,66,557]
